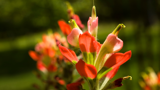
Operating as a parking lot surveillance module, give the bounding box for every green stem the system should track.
[99,77,109,90]
[96,80,99,90]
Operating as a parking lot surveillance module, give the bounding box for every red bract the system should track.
[79,31,100,53]
[73,15,84,29]
[104,50,131,69]
[58,20,72,35]
[29,51,40,61]
[58,44,78,62]
[67,82,82,90]
[58,79,65,85]
[158,72,160,85]
[47,64,57,72]
[37,61,47,73]
[44,48,55,58]
[55,77,66,85]
[76,60,97,79]
[144,85,151,90]
[105,66,120,79]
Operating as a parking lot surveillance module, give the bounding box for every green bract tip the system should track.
[69,19,79,29]
[112,23,126,36]
[92,6,96,19]
[123,76,132,80]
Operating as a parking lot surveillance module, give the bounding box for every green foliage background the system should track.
[0,0,160,90]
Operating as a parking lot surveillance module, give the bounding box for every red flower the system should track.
[29,51,41,61]
[158,72,160,85]
[44,48,55,58]
[58,44,78,63]
[144,85,151,90]
[76,60,97,79]
[104,50,132,69]
[67,82,82,90]
[73,15,84,29]
[105,66,120,79]
[58,20,71,35]
[47,64,57,72]
[37,61,47,73]
[55,77,66,85]
[79,31,100,53]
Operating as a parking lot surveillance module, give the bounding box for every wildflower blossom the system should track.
[139,67,160,90]
[59,5,132,90]
[29,33,68,73]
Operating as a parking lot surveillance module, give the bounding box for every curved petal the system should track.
[42,34,47,42]
[58,20,71,35]
[104,50,132,68]
[35,42,45,52]
[158,72,160,85]
[73,15,84,29]
[44,48,55,58]
[58,79,65,85]
[58,45,78,62]
[88,17,98,33]
[67,82,81,90]
[67,28,82,47]
[79,31,100,53]
[47,64,57,72]
[105,66,120,79]
[105,34,123,52]
[29,51,40,61]
[76,59,97,79]
[37,61,47,73]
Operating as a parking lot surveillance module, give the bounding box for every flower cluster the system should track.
[58,5,132,90]
[29,32,68,73]
[139,67,160,90]
[29,32,74,89]
[28,2,85,89]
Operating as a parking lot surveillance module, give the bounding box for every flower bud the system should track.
[88,6,98,39]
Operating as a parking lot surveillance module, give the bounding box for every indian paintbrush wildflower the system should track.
[139,67,160,90]
[59,5,132,90]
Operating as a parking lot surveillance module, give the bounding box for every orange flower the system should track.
[58,20,71,35]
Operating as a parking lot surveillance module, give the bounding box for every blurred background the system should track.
[0,0,160,90]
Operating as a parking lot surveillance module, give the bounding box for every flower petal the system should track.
[105,66,120,79]
[67,28,82,47]
[44,48,55,57]
[88,17,98,33]
[58,45,78,62]
[105,34,123,52]
[79,31,99,53]
[58,79,65,85]
[37,61,47,73]
[104,50,132,68]
[73,15,84,29]
[158,72,160,85]
[47,64,57,72]
[58,20,71,35]
[76,59,97,79]
[67,82,82,90]
[29,51,40,61]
